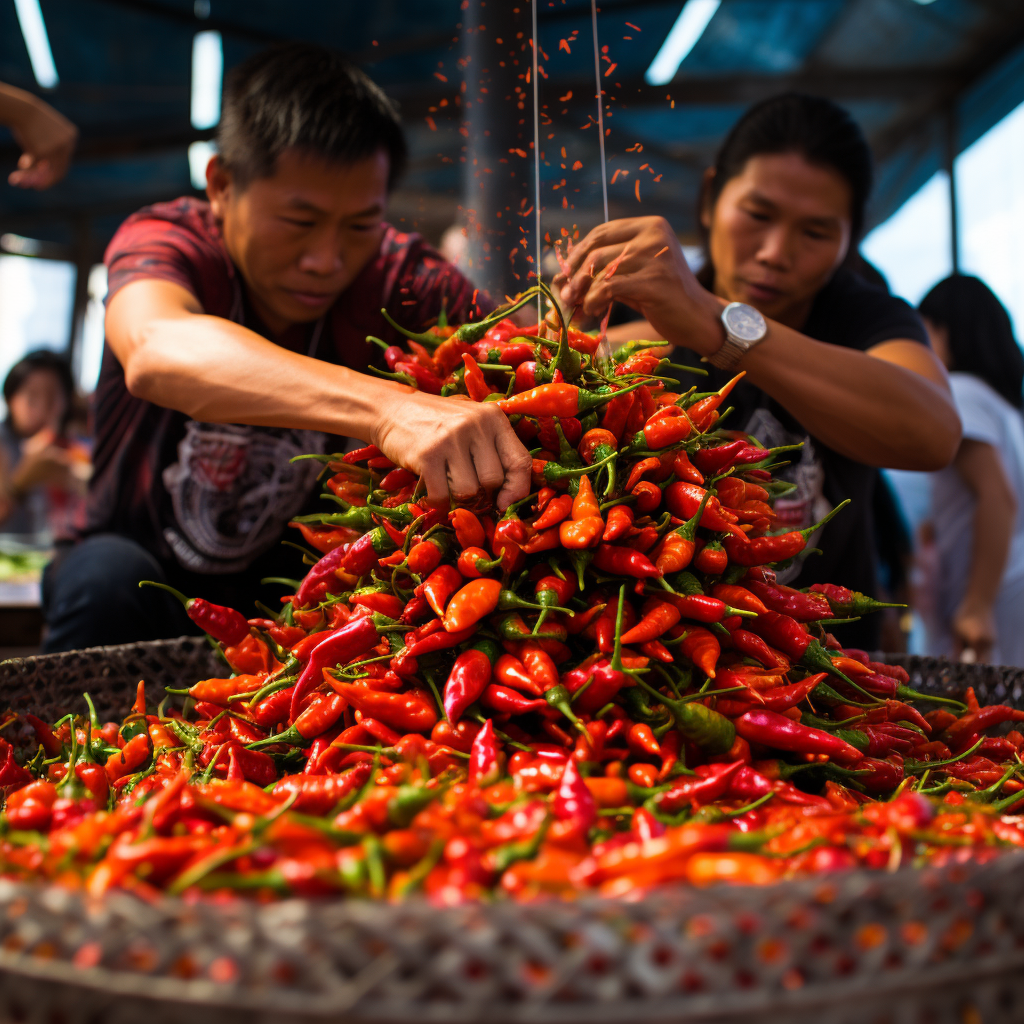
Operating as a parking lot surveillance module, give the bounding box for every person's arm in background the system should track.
[950,440,1017,663]
[106,279,531,509]
[0,82,77,189]
[557,217,960,471]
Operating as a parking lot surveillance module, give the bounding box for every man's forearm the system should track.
[125,312,405,441]
[0,83,36,130]
[725,325,958,470]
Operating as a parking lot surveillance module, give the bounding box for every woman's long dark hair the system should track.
[700,92,874,243]
[919,275,1024,410]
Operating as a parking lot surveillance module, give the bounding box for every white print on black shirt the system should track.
[162,421,325,573]
[745,409,832,585]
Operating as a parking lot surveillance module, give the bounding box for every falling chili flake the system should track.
[572,160,582,170]
[639,163,648,171]
[626,143,643,153]
[434,72,448,82]
[559,90,573,102]
[653,246,669,259]
[559,38,571,53]
[510,148,528,158]
[625,21,641,31]
[609,168,628,184]
[604,63,617,77]
[562,196,569,208]
[425,117,437,131]
[635,180,641,202]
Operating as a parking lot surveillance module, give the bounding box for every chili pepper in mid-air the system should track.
[139,582,249,645]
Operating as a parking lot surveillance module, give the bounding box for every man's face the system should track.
[703,152,852,328]
[208,148,389,336]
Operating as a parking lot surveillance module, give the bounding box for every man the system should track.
[43,43,530,652]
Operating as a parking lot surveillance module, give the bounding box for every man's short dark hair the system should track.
[217,43,407,190]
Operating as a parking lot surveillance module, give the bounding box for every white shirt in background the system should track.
[929,372,1024,666]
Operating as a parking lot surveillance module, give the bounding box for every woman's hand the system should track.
[553,217,723,355]
[952,601,996,664]
[370,388,531,511]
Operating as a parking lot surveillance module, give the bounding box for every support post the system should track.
[944,107,960,274]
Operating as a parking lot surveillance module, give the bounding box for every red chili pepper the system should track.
[672,625,721,678]
[745,579,832,622]
[602,504,634,542]
[499,380,645,418]
[350,590,405,619]
[104,732,152,784]
[684,372,744,431]
[593,544,662,579]
[140,582,250,645]
[480,684,548,715]
[456,546,502,578]
[643,405,693,449]
[723,502,849,567]
[289,615,380,723]
[406,537,446,575]
[711,584,770,616]
[272,762,373,815]
[417,565,464,618]
[659,760,744,812]
[468,719,502,786]
[735,709,863,764]
[328,680,438,734]
[495,653,544,696]
[664,482,744,536]
[552,756,596,837]
[808,583,902,618]
[444,641,499,722]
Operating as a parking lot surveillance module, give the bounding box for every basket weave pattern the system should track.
[0,641,1019,1024]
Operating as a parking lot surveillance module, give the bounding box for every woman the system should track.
[919,276,1024,666]
[0,351,89,539]
[555,93,959,650]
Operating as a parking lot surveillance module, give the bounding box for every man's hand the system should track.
[371,389,531,511]
[1,85,77,189]
[553,216,723,355]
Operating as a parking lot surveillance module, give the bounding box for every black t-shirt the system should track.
[673,267,929,649]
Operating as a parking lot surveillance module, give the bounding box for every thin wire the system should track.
[590,0,609,222]
[531,0,542,322]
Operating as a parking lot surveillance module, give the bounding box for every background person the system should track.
[0,81,77,189]
[42,43,529,653]
[0,351,88,539]
[918,275,1024,666]
[555,93,960,651]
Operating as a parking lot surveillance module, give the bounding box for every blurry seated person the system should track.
[0,351,88,540]
[43,43,529,653]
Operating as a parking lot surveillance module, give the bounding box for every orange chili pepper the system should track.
[559,516,604,549]
[443,578,502,632]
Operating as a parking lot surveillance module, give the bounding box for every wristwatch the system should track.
[708,301,768,371]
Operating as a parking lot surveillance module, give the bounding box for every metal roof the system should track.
[1,0,1023,263]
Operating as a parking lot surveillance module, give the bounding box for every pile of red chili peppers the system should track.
[1,285,1023,903]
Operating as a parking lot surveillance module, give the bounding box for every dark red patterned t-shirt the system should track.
[84,196,486,572]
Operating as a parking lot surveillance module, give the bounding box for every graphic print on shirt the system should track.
[162,421,325,573]
[745,408,831,584]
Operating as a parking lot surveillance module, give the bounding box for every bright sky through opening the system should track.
[14,0,59,89]
[191,30,223,130]
[645,0,720,86]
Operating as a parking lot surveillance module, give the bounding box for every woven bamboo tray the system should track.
[0,641,1020,1024]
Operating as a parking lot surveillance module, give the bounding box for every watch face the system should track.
[723,302,767,342]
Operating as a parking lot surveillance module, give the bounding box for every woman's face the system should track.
[8,369,66,438]
[703,152,854,327]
